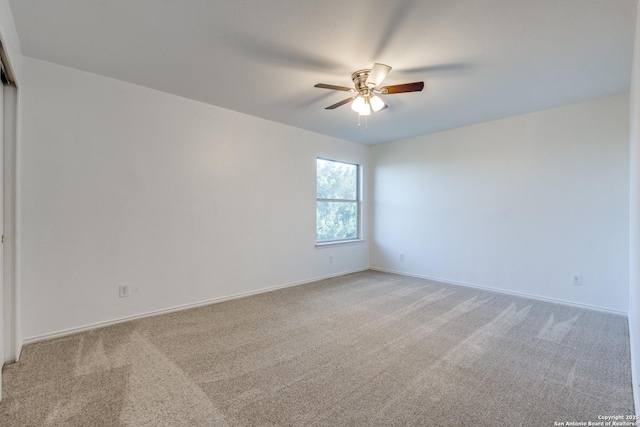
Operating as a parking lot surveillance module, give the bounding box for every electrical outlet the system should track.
[328,254,333,264]
[571,274,582,286]
[400,253,405,261]
[119,284,130,298]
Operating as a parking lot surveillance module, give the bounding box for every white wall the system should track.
[371,95,630,312]
[628,0,640,413]
[19,57,369,340]
[12,29,636,348]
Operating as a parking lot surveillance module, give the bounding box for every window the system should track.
[316,158,360,243]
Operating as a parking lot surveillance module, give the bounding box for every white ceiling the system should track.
[8,0,638,145]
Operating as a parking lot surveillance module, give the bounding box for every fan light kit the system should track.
[314,63,424,128]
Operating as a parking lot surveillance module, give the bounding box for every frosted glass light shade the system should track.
[351,96,365,112]
[359,101,371,116]
[370,95,385,112]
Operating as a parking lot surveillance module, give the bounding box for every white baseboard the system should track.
[370,267,627,316]
[22,268,369,345]
[19,266,629,346]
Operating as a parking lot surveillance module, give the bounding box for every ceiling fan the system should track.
[314,63,424,116]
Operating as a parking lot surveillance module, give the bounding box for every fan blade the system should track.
[381,81,424,94]
[325,96,356,109]
[366,63,392,88]
[314,83,355,92]
[399,63,469,74]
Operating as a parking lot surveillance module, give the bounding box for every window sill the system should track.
[315,239,365,248]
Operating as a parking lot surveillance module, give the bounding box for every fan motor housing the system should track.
[351,69,372,91]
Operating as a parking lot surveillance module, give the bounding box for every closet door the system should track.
[0,73,4,401]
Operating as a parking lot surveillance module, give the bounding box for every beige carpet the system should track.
[0,270,634,426]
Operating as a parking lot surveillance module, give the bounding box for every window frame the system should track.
[315,157,362,246]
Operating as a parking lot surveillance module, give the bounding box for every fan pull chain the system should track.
[356,115,369,130]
